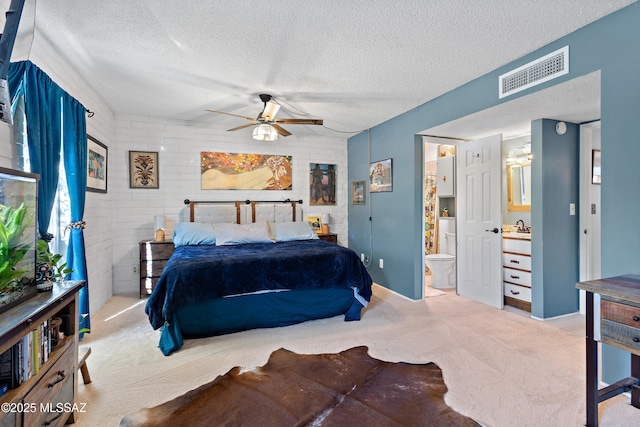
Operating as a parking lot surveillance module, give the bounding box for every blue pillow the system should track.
[268,221,319,242]
[214,221,275,246]
[173,222,216,247]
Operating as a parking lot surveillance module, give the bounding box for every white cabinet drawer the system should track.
[503,267,531,286]
[504,282,532,302]
[503,237,531,255]
[503,253,531,271]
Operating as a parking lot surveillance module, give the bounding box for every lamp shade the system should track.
[253,124,278,141]
[153,215,165,230]
[320,213,330,234]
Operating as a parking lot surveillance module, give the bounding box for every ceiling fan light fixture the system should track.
[261,101,280,122]
[253,123,278,141]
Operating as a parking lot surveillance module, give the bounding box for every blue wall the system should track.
[348,3,640,383]
[530,119,580,319]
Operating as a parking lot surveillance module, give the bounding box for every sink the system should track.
[503,232,531,239]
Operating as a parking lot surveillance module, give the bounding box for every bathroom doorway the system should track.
[423,138,457,298]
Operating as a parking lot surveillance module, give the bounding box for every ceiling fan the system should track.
[206,94,323,141]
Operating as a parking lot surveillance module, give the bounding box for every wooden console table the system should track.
[576,275,640,427]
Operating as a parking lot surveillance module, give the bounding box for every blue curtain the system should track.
[8,60,91,336]
[8,61,62,241]
[62,96,91,336]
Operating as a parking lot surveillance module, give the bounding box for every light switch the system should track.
[570,203,576,216]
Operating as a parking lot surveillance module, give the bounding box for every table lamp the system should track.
[154,215,165,241]
[321,213,330,234]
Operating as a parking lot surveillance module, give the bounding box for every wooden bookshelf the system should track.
[0,281,84,426]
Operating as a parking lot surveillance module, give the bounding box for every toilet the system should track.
[425,221,456,289]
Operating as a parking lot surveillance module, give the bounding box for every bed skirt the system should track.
[158,288,364,355]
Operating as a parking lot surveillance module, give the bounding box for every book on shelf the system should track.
[0,316,58,394]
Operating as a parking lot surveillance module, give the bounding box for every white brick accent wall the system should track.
[112,115,349,294]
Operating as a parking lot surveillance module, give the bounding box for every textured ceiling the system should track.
[9,0,636,139]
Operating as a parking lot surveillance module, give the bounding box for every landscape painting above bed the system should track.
[201,152,293,190]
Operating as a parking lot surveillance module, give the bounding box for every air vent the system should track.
[499,46,569,99]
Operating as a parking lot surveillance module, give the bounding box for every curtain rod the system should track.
[184,199,303,205]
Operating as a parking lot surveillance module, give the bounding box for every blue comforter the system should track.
[145,239,373,330]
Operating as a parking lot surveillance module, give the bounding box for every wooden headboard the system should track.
[181,199,303,224]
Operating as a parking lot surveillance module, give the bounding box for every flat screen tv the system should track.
[0,166,38,315]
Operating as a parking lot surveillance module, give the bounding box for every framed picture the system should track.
[369,158,393,193]
[352,181,365,204]
[592,149,601,184]
[201,152,292,190]
[305,215,322,234]
[86,135,108,193]
[129,151,159,189]
[309,163,336,205]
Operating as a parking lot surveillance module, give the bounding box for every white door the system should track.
[579,122,601,314]
[456,134,503,308]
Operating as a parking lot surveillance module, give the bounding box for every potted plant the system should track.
[36,239,72,291]
[0,203,33,295]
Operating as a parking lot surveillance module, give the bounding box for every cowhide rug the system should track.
[120,346,480,427]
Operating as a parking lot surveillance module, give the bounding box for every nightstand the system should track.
[139,240,175,297]
[318,233,337,244]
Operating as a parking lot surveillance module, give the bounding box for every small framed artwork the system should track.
[87,135,108,193]
[369,158,393,193]
[305,215,322,234]
[129,151,159,189]
[309,163,336,205]
[352,181,365,204]
[592,149,601,184]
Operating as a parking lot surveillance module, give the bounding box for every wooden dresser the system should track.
[0,281,84,427]
[576,274,640,426]
[139,240,175,298]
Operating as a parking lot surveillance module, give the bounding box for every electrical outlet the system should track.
[133,265,138,274]
[379,259,384,269]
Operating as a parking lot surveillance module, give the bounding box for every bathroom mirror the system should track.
[507,162,531,212]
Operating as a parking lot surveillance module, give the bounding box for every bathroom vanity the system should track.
[502,232,532,312]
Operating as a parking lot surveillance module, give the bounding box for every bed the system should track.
[144,200,373,355]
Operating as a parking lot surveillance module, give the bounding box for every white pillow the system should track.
[173,222,216,247]
[269,221,319,242]
[214,221,275,246]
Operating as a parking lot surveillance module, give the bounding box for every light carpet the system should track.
[424,286,447,298]
[74,285,640,426]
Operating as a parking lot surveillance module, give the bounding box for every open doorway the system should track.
[423,139,457,298]
[419,72,601,315]
[579,121,601,313]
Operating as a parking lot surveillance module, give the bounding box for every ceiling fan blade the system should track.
[205,110,257,122]
[272,124,292,137]
[227,123,256,132]
[275,118,323,125]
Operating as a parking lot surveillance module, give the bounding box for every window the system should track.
[12,93,71,257]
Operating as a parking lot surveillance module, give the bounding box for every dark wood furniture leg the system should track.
[632,353,640,408]
[586,291,598,427]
